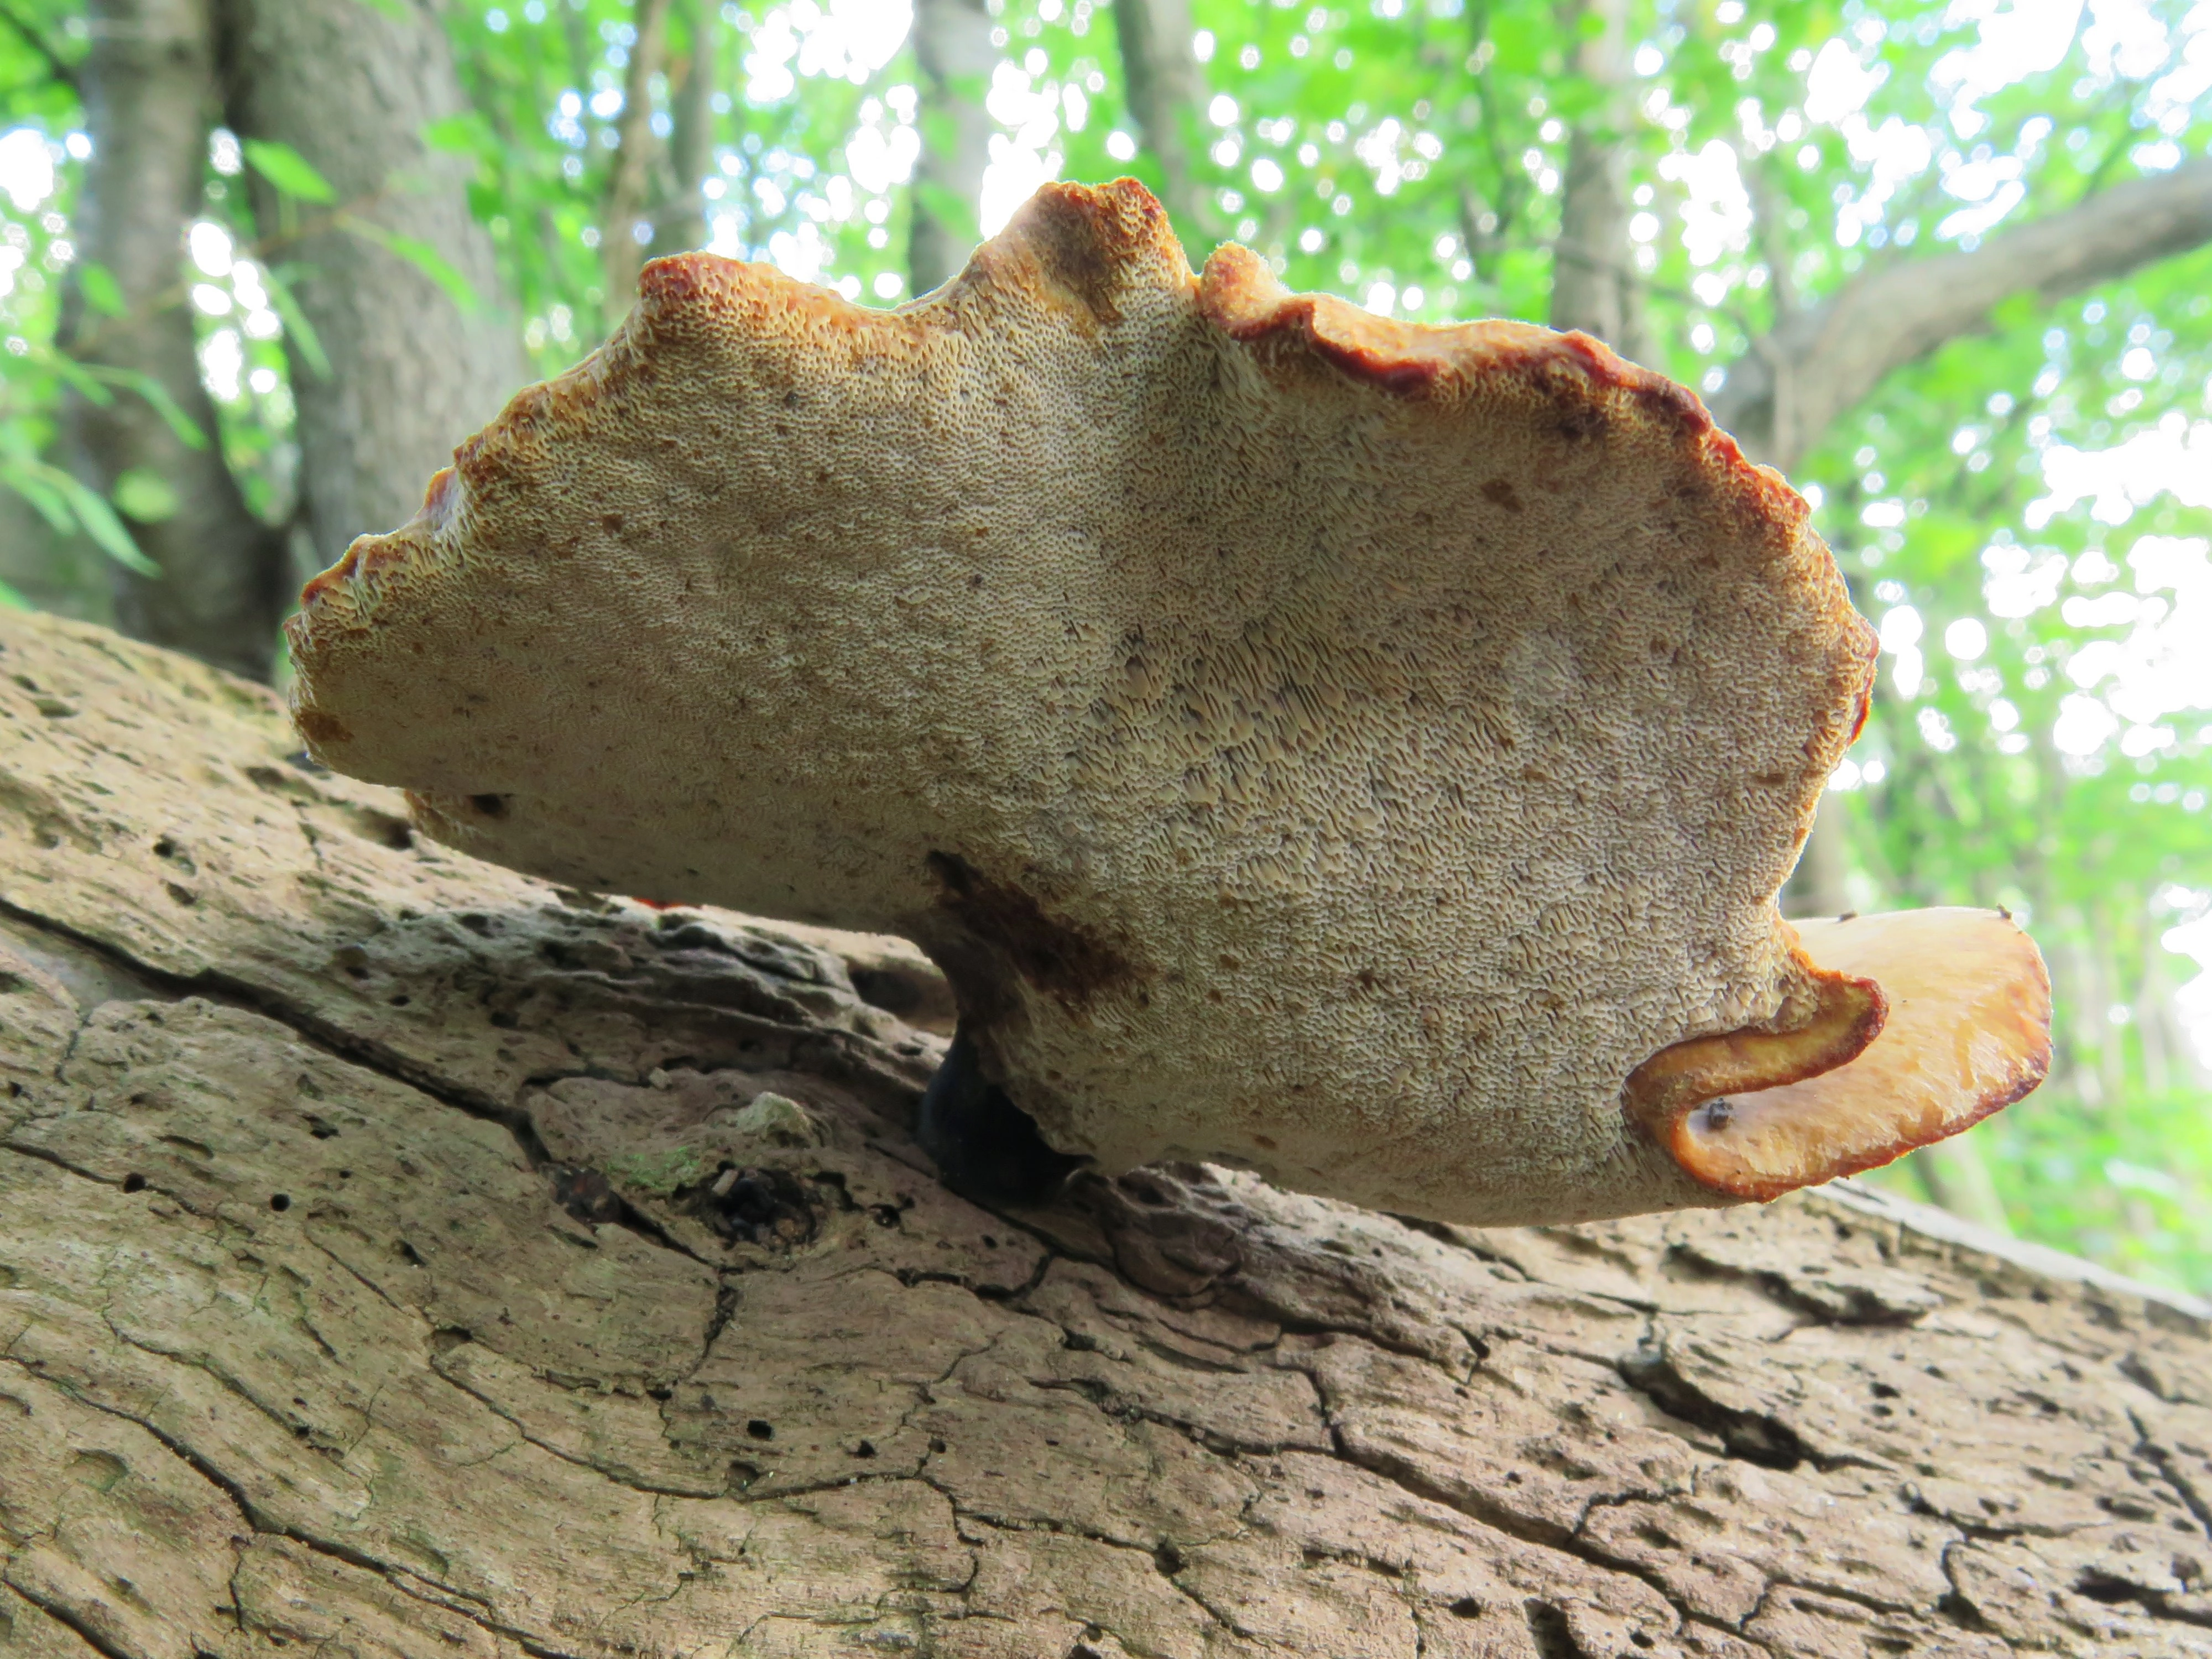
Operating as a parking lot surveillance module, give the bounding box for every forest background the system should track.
[0,0,2208,1288]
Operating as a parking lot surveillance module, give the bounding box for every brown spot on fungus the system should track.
[293,708,353,747]
[284,178,2047,1228]
[922,851,1138,1021]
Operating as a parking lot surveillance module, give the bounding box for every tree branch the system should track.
[1457,4,1526,278]
[1743,154,1799,322]
[646,0,714,261]
[1712,159,2212,470]
[0,1,77,90]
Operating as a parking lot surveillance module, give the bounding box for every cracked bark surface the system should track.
[1,609,2210,1659]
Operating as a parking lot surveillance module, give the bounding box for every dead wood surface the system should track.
[1,609,2210,1659]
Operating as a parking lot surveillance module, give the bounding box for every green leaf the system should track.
[35,349,114,408]
[113,467,180,523]
[0,576,29,613]
[1990,291,2038,333]
[74,500,161,575]
[1487,12,1546,74]
[79,263,126,318]
[260,263,333,380]
[2,467,75,533]
[34,349,210,449]
[244,139,337,204]
[33,464,161,576]
[422,112,494,157]
[77,363,209,450]
[343,218,479,312]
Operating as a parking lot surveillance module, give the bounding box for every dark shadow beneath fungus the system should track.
[917,1025,1087,1207]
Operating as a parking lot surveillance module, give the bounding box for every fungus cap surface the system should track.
[287,178,2044,1227]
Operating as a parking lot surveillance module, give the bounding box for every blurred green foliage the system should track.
[1,0,2208,1288]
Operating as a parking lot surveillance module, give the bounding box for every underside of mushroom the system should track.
[286,178,2053,1227]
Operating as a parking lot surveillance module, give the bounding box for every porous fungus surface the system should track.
[289,179,2026,1227]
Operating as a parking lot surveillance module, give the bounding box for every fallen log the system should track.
[0,609,2206,1658]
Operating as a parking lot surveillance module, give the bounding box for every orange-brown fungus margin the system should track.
[983,176,1173,325]
[1623,952,1888,1130]
[1632,909,2052,1202]
[292,708,353,748]
[1197,241,1716,440]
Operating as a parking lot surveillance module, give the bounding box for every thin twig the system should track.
[1744,156,1799,322]
[601,0,674,314]
[1548,235,1764,341]
[62,175,408,366]
[1463,4,1524,264]
[0,2,78,92]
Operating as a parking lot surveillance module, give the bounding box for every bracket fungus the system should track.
[286,179,2051,1228]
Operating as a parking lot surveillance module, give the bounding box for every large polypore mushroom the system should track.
[286,179,2050,1227]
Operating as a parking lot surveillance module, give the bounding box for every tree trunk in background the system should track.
[1915,1136,2017,1235]
[907,0,993,296]
[4,608,2211,1658]
[1111,0,1208,245]
[221,0,527,577]
[61,0,290,681]
[601,0,673,317]
[1780,800,1852,920]
[647,0,716,262]
[1546,0,1648,367]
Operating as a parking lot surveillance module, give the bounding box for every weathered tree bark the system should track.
[907,0,993,296]
[2,609,2210,1658]
[221,0,528,573]
[61,0,291,681]
[1110,0,1209,244]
